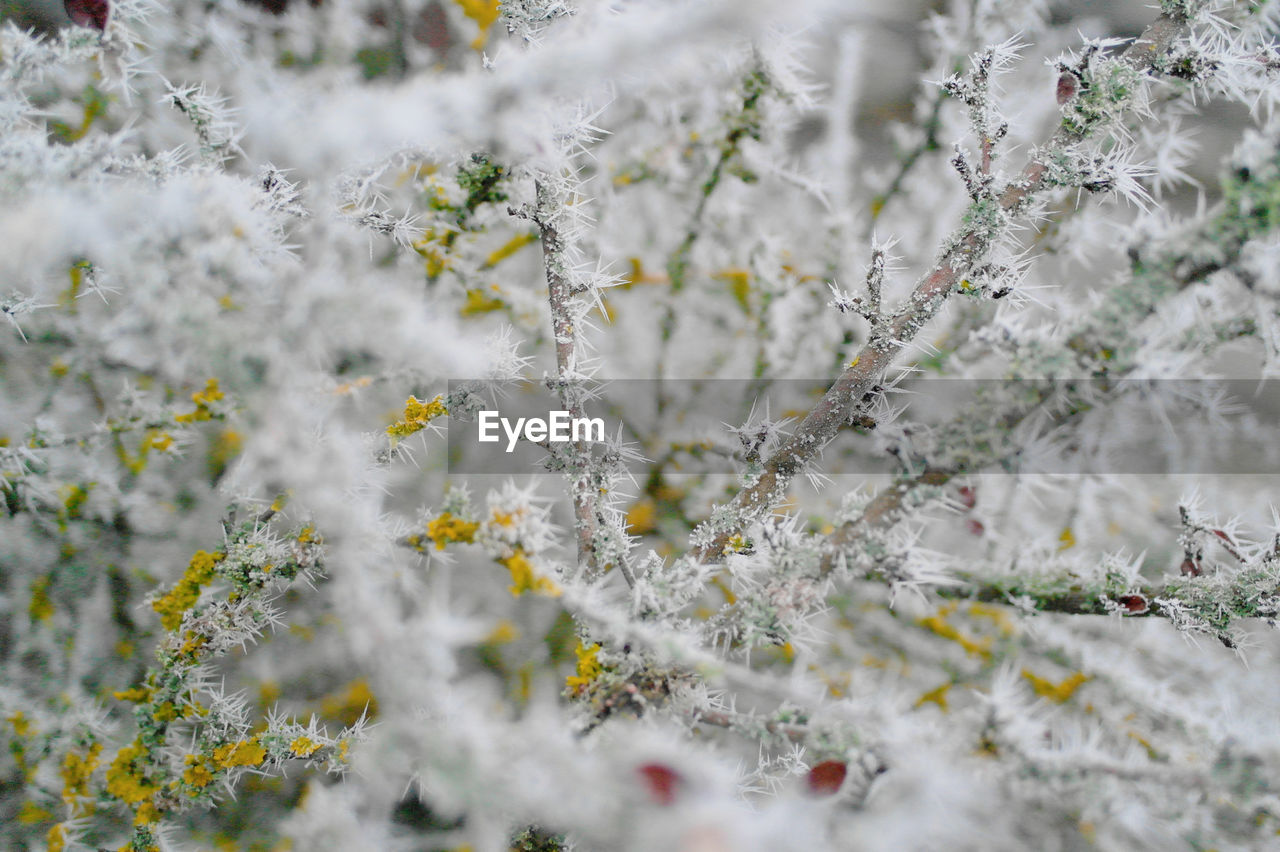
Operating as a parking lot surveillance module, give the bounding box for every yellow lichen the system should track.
[320,679,379,727]
[29,575,53,623]
[182,755,214,789]
[118,429,174,474]
[208,428,242,479]
[151,550,224,631]
[61,742,103,803]
[620,256,668,288]
[59,483,92,520]
[485,619,519,644]
[418,245,449,277]
[708,573,737,605]
[175,379,223,424]
[287,623,314,641]
[516,664,533,705]
[387,395,448,443]
[1022,669,1090,704]
[8,711,33,736]
[967,602,1017,637]
[1127,730,1160,760]
[106,741,155,806]
[53,88,106,144]
[61,260,89,308]
[452,0,501,50]
[258,680,282,708]
[396,160,439,185]
[489,508,520,527]
[914,682,952,711]
[193,379,222,406]
[917,604,992,659]
[566,641,603,693]
[178,631,210,660]
[460,287,506,316]
[212,739,267,768]
[290,737,322,758]
[333,376,373,395]
[112,686,151,704]
[133,801,159,826]
[18,800,52,824]
[482,231,537,268]
[425,512,479,550]
[500,548,561,597]
[713,267,752,312]
[625,498,657,535]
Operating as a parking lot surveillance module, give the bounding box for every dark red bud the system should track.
[966,519,985,537]
[1118,594,1148,614]
[1056,72,1078,105]
[806,760,847,796]
[64,0,109,30]
[1180,558,1201,577]
[637,763,681,806]
[958,486,977,510]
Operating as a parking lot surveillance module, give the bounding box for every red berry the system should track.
[1118,594,1148,614]
[806,760,847,796]
[637,763,681,806]
[64,0,109,30]
[957,486,977,510]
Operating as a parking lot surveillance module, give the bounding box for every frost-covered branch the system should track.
[694,9,1214,562]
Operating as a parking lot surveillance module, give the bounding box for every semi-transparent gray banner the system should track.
[444,378,1280,475]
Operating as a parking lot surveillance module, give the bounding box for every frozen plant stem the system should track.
[695,10,1196,562]
[533,178,603,578]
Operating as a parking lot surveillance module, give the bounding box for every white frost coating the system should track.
[4,0,1280,850]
